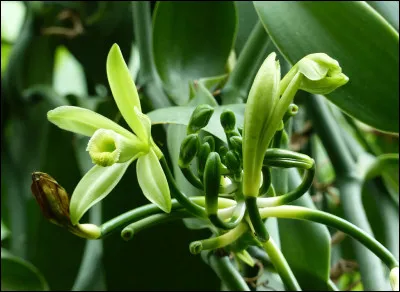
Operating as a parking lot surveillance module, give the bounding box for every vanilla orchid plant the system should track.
[32,44,399,291]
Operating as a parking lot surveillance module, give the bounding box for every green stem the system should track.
[121,209,191,241]
[245,196,270,242]
[259,166,272,196]
[365,180,399,260]
[342,112,376,155]
[99,196,234,237]
[258,164,315,207]
[305,94,354,175]
[190,223,248,254]
[180,166,203,190]
[160,156,207,218]
[262,238,301,291]
[305,94,389,290]
[247,246,274,269]
[209,200,246,230]
[221,21,270,105]
[207,252,250,291]
[259,206,399,269]
[72,203,105,291]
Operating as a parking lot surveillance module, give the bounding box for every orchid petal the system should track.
[47,106,137,141]
[70,160,134,225]
[137,149,171,213]
[107,44,147,142]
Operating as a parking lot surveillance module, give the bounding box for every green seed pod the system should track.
[178,134,200,168]
[203,152,221,216]
[220,109,236,133]
[229,136,243,154]
[225,150,241,174]
[203,136,215,152]
[197,142,211,175]
[187,104,214,134]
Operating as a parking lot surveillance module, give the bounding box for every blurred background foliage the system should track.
[1,1,398,291]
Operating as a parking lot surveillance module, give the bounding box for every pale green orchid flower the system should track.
[47,44,171,225]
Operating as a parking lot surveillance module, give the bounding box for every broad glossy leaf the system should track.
[153,2,237,105]
[278,168,331,290]
[234,1,259,55]
[254,1,399,132]
[148,104,245,143]
[1,249,49,291]
[367,1,399,31]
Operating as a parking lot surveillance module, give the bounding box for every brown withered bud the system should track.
[31,172,71,227]
[31,172,101,239]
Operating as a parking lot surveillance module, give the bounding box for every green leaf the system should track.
[153,2,237,105]
[254,1,399,133]
[198,74,228,93]
[148,104,245,143]
[1,220,10,241]
[1,249,49,291]
[367,1,399,31]
[70,160,133,225]
[278,168,331,290]
[189,81,219,106]
[136,149,171,213]
[234,1,259,55]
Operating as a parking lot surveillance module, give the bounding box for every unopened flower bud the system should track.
[219,146,229,160]
[31,172,70,227]
[197,142,211,175]
[204,152,222,216]
[179,134,200,168]
[281,53,349,95]
[225,150,241,174]
[229,136,243,154]
[203,136,215,152]
[187,104,214,134]
[31,172,101,239]
[220,110,236,133]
